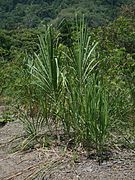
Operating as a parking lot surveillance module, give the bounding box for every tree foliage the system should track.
[0,0,134,29]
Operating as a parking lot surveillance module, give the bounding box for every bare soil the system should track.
[0,121,135,180]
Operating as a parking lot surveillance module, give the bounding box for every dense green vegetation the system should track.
[0,1,135,167]
[0,0,135,29]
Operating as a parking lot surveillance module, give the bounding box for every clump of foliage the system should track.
[17,17,110,160]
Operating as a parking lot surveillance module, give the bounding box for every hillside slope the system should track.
[0,0,134,29]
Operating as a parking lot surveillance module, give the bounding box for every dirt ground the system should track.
[0,121,135,180]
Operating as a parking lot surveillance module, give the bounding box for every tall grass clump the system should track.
[27,25,65,135]
[22,16,110,157]
[63,16,110,155]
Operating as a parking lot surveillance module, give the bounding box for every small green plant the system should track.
[19,109,44,137]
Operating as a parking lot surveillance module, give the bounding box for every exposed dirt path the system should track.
[0,121,135,180]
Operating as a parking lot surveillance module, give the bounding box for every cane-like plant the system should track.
[28,26,62,101]
[27,25,65,132]
[63,16,109,155]
[83,76,109,154]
